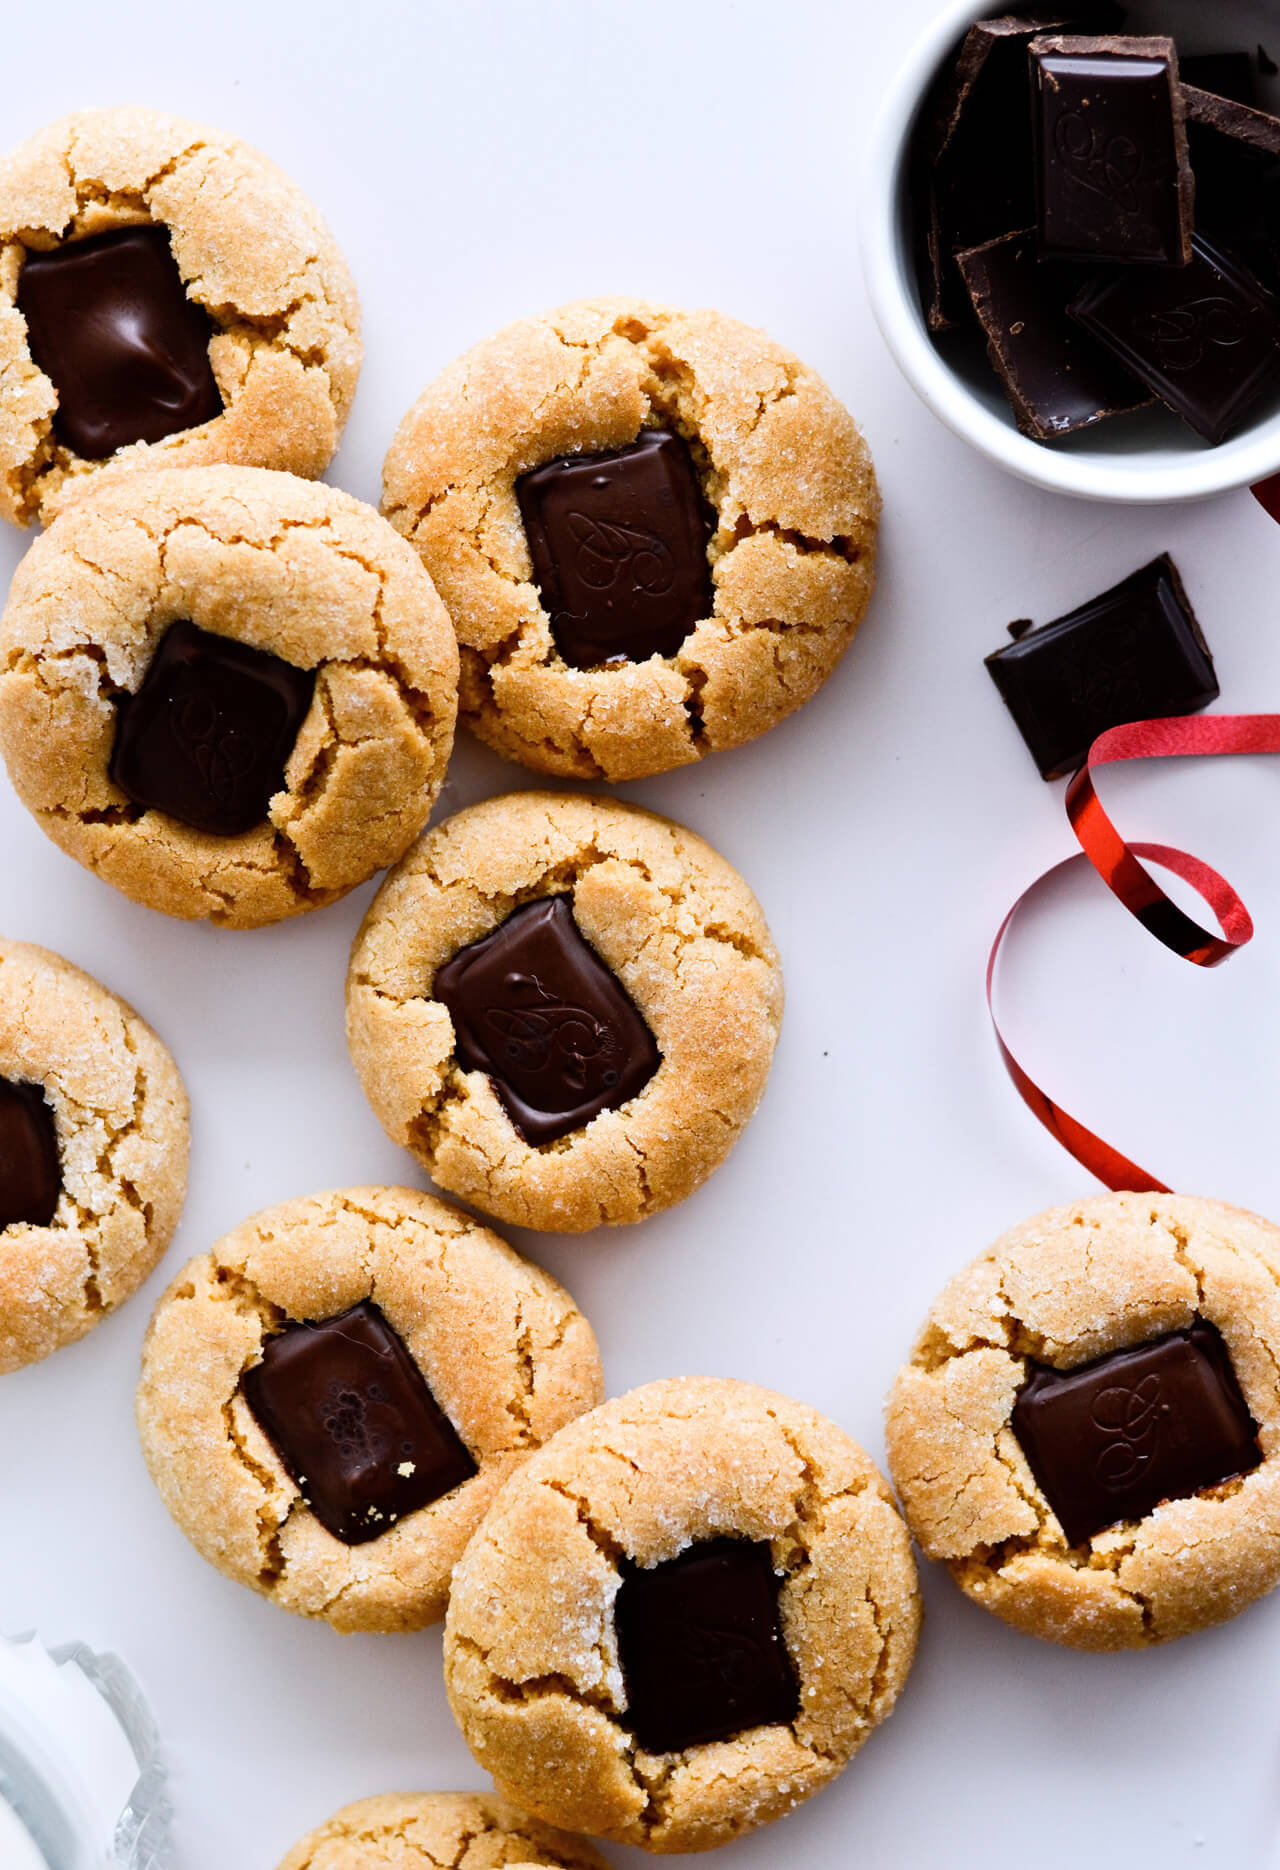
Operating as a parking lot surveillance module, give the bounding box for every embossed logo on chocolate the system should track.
[1054,115,1142,211]
[168,685,286,814]
[1138,297,1246,372]
[434,897,660,1146]
[565,511,675,596]
[1089,1373,1170,1491]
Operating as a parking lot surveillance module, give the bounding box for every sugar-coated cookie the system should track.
[885,1193,1280,1650]
[0,106,360,524]
[383,296,878,781]
[346,791,783,1234]
[443,1377,920,1855]
[136,1187,604,1633]
[0,466,458,927]
[0,939,188,1372]
[274,1793,610,1870]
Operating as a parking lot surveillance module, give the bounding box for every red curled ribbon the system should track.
[987,477,1280,1189]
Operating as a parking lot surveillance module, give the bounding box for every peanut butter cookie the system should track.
[383,296,878,782]
[0,106,360,524]
[443,1377,920,1855]
[0,938,188,1373]
[275,1792,610,1870]
[0,465,458,927]
[136,1186,604,1633]
[885,1193,1280,1650]
[345,791,783,1233]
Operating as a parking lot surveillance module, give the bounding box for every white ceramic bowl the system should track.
[861,0,1280,503]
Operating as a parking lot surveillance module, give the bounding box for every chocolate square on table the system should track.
[957,227,1153,439]
[1030,35,1194,265]
[109,619,316,836]
[985,555,1217,780]
[241,1300,476,1547]
[0,1078,60,1229]
[432,896,660,1146]
[615,1538,800,1754]
[1069,233,1280,444]
[516,430,711,669]
[17,225,223,460]
[1012,1320,1260,1547]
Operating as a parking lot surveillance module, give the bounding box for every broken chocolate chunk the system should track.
[957,227,1153,437]
[985,554,1217,779]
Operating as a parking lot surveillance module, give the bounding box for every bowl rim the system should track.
[859,0,1280,505]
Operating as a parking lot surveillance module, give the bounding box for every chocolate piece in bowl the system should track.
[1012,1321,1260,1547]
[1184,87,1280,295]
[433,895,661,1146]
[1180,51,1259,108]
[1070,232,1280,443]
[242,1299,477,1546]
[516,431,712,669]
[957,227,1152,437]
[17,226,223,459]
[1030,35,1194,265]
[984,554,1217,779]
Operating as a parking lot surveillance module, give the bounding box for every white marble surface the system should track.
[1,3,1279,1866]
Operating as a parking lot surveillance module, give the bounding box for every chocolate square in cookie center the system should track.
[615,1537,800,1754]
[0,1078,60,1229]
[17,225,224,459]
[241,1300,476,1546]
[1012,1320,1260,1547]
[516,430,712,668]
[109,619,316,836]
[433,896,661,1146]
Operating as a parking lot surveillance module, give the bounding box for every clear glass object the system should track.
[0,1635,171,1870]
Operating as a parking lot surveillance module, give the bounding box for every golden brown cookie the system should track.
[0,938,188,1373]
[345,791,783,1234]
[444,1377,920,1855]
[0,106,360,525]
[274,1792,611,1870]
[884,1193,1280,1651]
[0,465,458,928]
[382,296,878,782]
[136,1186,604,1633]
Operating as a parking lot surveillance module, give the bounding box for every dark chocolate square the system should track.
[516,430,711,668]
[1030,36,1194,265]
[0,1078,60,1229]
[1184,89,1280,299]
[109,619,316,836]
[985,555,1218,779]
[433,896,660,1146]
[17,225,223,459]
[957,228,1153,438]
[1069,233,1280,444]
[241,1300,476,1546]
[615,1538,799,1754]
[1012,1320,1260,1546]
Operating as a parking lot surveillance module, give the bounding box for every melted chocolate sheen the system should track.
[241,1300,477,1546]
[1012,1320,1260,1546]
[516,431,711,668]
[0,1078,61,1229]
[615,1538,800,1754]
[109,619,316,836]
[18,225,223,459]
[433,896,660,1145]
[985,554,1218,779]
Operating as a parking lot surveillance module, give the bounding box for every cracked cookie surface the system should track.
[0,938,188,1372]
[345,791,783,1234]
[884,1193,1280,1650]
[443,1377,920,1855]
[0,106,361,525]
[135,1185,604,1633]
[275,1791,610,1870]
[0,464,459,927]
[382,296,878,782]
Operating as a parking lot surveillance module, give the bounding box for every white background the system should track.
[2,2,1280,1866]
